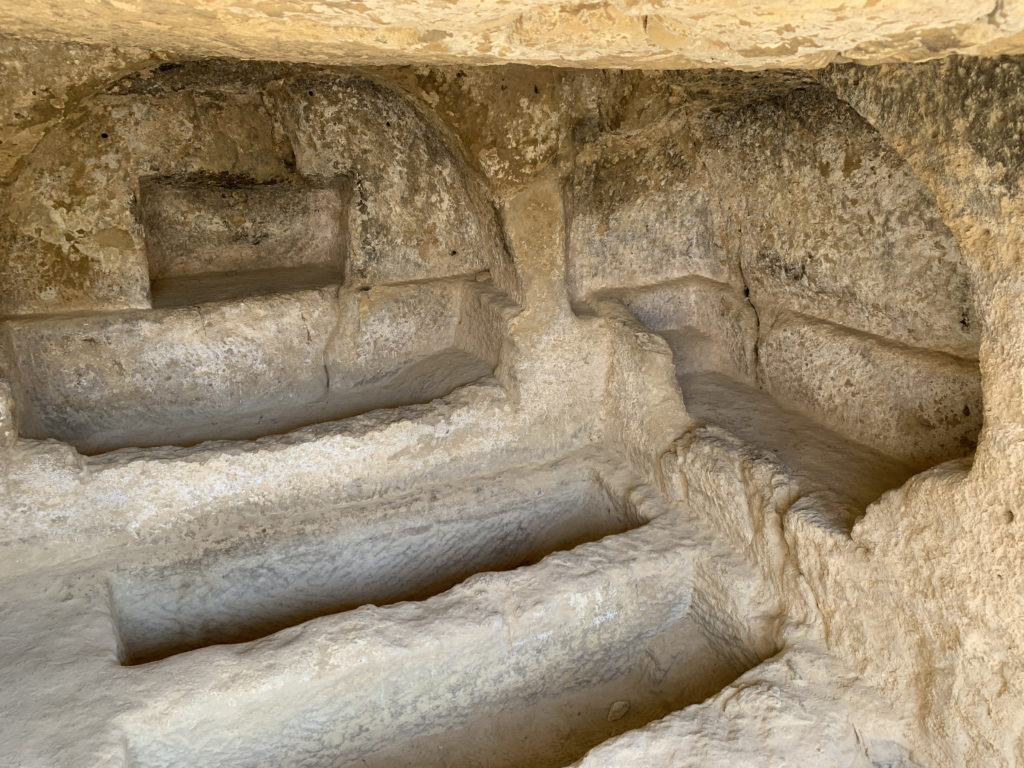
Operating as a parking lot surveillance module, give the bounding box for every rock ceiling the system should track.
[1,0,1023,69]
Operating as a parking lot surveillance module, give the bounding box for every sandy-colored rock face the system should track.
[2,0,1024,69]
[0,19,1023,768]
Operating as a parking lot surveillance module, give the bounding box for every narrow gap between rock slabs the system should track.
[110,460,645,665]
[149,264,344,308]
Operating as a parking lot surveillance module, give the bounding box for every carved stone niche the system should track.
[139,174,351,307]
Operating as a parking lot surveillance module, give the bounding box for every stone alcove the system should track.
[139,173,350,307]
[569,78,982,518]
[0,62,512,453]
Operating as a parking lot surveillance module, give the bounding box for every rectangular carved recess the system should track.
[110,462,642,665]
[139,175,349,307]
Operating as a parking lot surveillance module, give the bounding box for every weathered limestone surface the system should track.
[811,57,1024,768]
[702,87,979,358]
[0,381,15,447]
[572,646,922,768]
[563,73,982,468]
[139,176,348,283]
[4,278,503,452]
[0,34,162,182]
[612,279,758,381]
[0,61,502,315]
[568,128,740,297]
[0,30,1023,768]
[758,312,982,468]
[1,0,1024,70]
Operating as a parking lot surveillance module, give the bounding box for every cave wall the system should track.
[567,76,982,470]
[813,57,1024,768]
[0,34,1022,768]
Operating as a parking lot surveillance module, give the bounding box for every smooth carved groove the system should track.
[678,369,917,514]
[324,617,770,768]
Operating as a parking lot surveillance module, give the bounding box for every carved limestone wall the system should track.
[0,36,1022,768]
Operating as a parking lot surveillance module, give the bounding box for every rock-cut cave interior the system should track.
[2,4,1024,767]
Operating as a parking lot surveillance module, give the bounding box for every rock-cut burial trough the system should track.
[116,455,776,768]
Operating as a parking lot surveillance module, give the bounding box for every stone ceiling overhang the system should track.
[2,0,1024,69]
